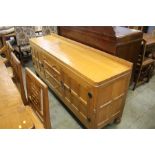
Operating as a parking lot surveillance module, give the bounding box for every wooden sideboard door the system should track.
[61,70,94,128]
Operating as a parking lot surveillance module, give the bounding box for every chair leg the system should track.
[133,70,141,91]
[19,52,24,66]
[147,65,154,83]
[133,82,137,90]
[147,69,151,83]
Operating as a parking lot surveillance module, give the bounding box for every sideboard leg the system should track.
[114,117,121,124]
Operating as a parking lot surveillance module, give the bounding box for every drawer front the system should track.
[44,53,61,73]
[44,60,63,96]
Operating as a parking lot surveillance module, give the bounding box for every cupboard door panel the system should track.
[62,71,91,121]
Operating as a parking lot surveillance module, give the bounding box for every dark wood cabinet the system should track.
[58,26,143,82]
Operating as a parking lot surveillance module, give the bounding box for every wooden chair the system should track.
[42,26,58,36]
[5,41,14,78]
[0,26,15,54]
[133,39,155,90]
[6,41,14,62]
[25,68,51,129]
[35,26,42,37]
[14,26,36,64]
[10,52,27,104]
[128,26,144,31]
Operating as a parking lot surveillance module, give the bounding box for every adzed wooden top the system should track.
[0,106,34,129]
[30,34,132,85]
[0,60,23,113]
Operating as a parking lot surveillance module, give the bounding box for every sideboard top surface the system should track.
[30,34,132,85]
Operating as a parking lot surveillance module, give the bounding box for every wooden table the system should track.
[0,60,35,129]
[0,106,34,129]
[0,60,23,113]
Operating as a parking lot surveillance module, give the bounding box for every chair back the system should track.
[25,68,51,128]
[5,41,14,63]
[10,52,27,104]
[134,39,147,82]
[128,26,144,31]
[14,26,36,46]
[42,26,58,36]
[139,39,147,66]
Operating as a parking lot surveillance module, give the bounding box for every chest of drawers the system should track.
[30,34,132,128]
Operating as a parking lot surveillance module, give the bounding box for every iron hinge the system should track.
[88,92,93,98]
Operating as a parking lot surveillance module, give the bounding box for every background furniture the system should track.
[42,26,58,36]
[35,26,42,36]
[125,26,148,33]
[0,26,15,50]
[30,34,132,128]
[143,33,155,59]
[127,26,144,31]
[133,39,155,90]
[25,68,51,129]
[14,26,36,64]
[0,26,15,64]
[58,26,143,83]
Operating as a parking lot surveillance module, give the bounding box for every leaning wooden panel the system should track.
[25,68,51,129]
[30,34,132,128]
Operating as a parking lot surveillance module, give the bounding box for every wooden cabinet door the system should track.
[61,71,94,127]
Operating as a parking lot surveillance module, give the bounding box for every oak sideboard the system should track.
[30,34,132,128]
